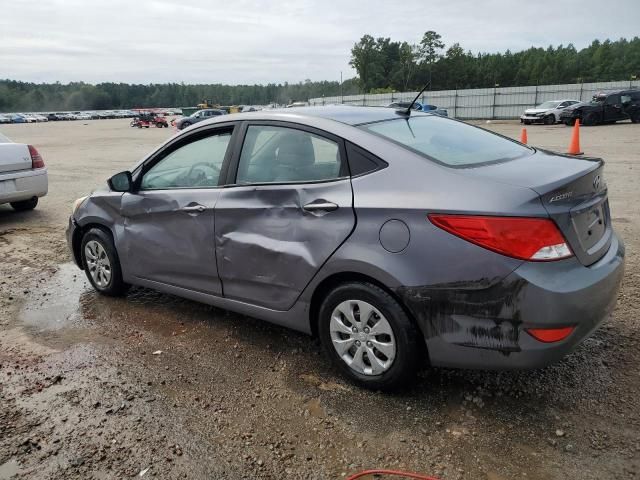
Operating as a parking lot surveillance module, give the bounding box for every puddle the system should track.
[20,263,90,331]
[0,459,19,480]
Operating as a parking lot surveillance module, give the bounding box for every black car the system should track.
[560,89,640,126]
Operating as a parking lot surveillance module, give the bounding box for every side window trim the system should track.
[345,141,388,178]
[224,120,348,187]
[133,123,238,191]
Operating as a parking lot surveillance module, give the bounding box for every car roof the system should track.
[199,106,430,127]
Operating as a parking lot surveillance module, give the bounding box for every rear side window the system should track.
[236,125,344,184]
[361,116,532,167]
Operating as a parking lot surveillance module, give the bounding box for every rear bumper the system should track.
[398,232,625,369]
[0,168,48,204]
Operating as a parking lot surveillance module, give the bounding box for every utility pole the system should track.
[340,71,343,104]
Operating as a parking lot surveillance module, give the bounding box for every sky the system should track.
[1,0,639,85]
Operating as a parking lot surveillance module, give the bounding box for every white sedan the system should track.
[0,132,48,211]
[520,99,581,125]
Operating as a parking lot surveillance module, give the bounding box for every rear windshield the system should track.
[360,116,532,167]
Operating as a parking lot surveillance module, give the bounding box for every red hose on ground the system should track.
[345,469,441,480]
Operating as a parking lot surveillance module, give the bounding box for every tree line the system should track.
[1,34,639,112]
[0,79,361,113]
[350,33,640,92]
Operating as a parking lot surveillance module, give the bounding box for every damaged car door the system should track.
[119,126,235,295]
[215,123,355,310]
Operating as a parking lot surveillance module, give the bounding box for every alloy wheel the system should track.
[85,240,112,288]
[329,300,396,375]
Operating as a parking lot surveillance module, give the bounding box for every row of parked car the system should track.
[0,109,184,124]
[520,88,640,126]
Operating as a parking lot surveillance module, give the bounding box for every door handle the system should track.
[181,204,206,213]
[303,201,338,212]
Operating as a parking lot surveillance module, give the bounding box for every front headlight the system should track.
[72,196,88,215]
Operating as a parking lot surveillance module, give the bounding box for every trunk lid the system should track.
[0,141,32,174]
[460,149,611,266]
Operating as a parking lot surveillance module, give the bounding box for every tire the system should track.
[81,228,129,296]
[544,114,555,125]
[523,120,531,125]
[631,112,640,124]
[318,282,421,390]
[180,122,191,130]
[10,197,38,211]
[583,112,599,126]
[564,119,576,126]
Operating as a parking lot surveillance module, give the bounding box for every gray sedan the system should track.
[67,106,624,389]
[174,109,226,130]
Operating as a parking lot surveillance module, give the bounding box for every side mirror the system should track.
[108,171,133,192]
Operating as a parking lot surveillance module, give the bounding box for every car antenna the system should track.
[400,80,431,116]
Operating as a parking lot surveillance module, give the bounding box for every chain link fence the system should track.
[309,80,640,119]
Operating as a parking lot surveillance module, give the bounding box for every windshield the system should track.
[361,116,532,167]
[537,101,559,109]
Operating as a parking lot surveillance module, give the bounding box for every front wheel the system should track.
[631,112,640,124]
[544,114,555,125]
[81,228,129,296]
[582,112,599,126]
[318,282,421,390]
[10,197,38,211]
[564,119,576,126]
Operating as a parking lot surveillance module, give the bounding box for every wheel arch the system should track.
[72,221,116,269]
[308,271,426,351]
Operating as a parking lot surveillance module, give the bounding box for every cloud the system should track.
[1,0,638,84]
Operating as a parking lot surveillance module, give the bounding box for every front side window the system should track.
[141,131,232,189]
[236,125,342,184]
[361,116,532,167]
[605,95,620,106]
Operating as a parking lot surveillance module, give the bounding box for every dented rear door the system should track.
[215,180,354,310]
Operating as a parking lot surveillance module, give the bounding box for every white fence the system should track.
[308,80,640,119]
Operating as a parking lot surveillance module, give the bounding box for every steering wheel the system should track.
[185,162,221,187]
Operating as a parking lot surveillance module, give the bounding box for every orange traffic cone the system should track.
[519,127,528,144]
[567,119,583,155]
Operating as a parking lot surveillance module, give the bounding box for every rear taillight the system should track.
[28,145,45,169]
[428,214,572,261]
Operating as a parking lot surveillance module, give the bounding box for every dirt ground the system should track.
[0,118,638,480]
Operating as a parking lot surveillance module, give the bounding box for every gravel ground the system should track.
[0,118,638,480]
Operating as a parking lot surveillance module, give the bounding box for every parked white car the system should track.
[0,132,47,211]
[520,99,581,125]
[73,112,92,121]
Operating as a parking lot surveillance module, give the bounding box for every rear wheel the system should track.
[10,197,38,211]
[318,282,421,390]
[631,112,640,124]
[81,228,129,296]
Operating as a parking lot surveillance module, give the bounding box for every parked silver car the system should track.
[520,99,581,125]
[67,106,624,389]
[0,132,47,211]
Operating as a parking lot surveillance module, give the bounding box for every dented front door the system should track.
[215,181,355,310]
